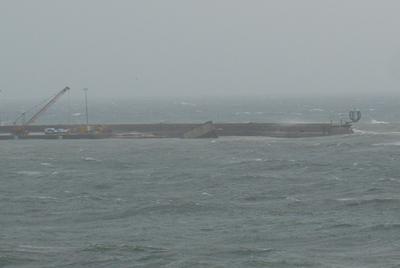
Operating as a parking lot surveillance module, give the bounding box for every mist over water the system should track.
[2,94,400,128]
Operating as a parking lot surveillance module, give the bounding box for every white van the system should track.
[44,128,57,135]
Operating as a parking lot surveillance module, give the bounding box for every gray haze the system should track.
[1,0,400,100]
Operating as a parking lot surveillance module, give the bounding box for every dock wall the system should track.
[215,123,353,138]
[0,123,352,138]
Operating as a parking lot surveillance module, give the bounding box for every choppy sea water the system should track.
[1,95,400,267]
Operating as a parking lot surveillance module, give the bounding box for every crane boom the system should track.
[12,86,70,135]
[25,86,70,126]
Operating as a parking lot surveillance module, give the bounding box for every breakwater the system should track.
[0,122,352,139]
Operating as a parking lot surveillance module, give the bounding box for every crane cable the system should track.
[13,92,59,125]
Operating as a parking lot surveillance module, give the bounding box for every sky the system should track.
[1,0,400,101]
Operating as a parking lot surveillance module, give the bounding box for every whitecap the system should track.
[371,119,388,124]
[17,171,41,176]
[372,141,400,147]
[36,196,58,200]
[81,157,101,162]
[26,196,58,200]
[352,129,380,135]
[18,245,68,253]
[337,198,354,201]
[174,102,195,106]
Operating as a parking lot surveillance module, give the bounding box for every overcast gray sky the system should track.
[1,0,400,100]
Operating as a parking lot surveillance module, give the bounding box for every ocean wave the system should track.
[372,141,400,147]
[16,171,41,176]
[337,197,400,206]
[224,158,304,171]
[364,223,400,231]
[328,223,358,229]
[83,243,168,253]
[352,128,400,137]
[286,197,301,202]
[378,177,398,182]
[243,194,287,202]
[223,158,268,167]
[27,196,59,200]
[16,245,69,253]
[371,119,388,124]
[0,255,39,266]
[351,129,382,135]
[217,247,275,256]
[80,157,102,162]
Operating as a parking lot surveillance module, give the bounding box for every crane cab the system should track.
[11,125,29,135]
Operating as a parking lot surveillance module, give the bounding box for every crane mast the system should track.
[12,87,70,135]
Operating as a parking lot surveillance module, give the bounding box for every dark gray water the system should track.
[1,96,400,267]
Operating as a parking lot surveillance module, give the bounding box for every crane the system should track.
[12,87,70,135]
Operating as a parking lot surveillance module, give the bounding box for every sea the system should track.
[1,94,400,267]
